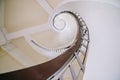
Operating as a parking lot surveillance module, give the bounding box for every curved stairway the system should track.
[0,11,89,80]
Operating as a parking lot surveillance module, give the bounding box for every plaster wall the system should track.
[55,1,120,80]
[4,0,48,33]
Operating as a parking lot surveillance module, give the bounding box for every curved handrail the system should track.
[48,11,90,80]
[0,11,89,80]
[31,11,79,53]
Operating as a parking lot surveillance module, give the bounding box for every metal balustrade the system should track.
[47,11,89,80]
[0,11,89,80]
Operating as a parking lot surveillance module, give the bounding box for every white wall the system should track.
[53,1,120,80]
[80,2,120,80]
[62,0,120,8]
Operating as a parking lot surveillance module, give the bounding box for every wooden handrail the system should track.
[0,11,85,80]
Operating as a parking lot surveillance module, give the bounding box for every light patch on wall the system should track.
[0,53,24,73]
[0,47,24,73]
[46,0,64,8]
[0,47,7,57]
[4,0,48,33]
[11,37,48,65]
[31,29,61,48]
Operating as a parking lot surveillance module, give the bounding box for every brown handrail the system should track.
[0,32,81,80]
[0,11,82,80]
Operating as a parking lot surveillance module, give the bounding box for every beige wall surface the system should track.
[11,37,48,65]
[0,48,24,73]
[1,0,59,73]
[32,29,61,48]
[4,0,48,33]
[0,0,69,74]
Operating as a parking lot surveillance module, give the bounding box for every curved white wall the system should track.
[81,2,120,80]
[62,0,120,8]
[54,1,120,80]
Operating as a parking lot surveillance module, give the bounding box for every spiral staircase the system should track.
[0,0,120,80]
